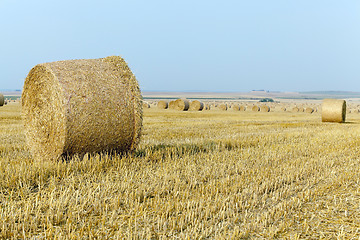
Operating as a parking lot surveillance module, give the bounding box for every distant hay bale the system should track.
[174,99,190,111]
[281,106,286,112]
[22,56,143,162]
[232,105,240,111]
[143,102,150,108]
[321,99,346,123]
[189,100,204,111]
[0,94,4,106]
[292,107,299,112]
[218,104,227,111]
[239,106,246,111]
[260,105,270,112]
[252,105,260,112]
[157,100,169,109]
[305,107,314,114]
[169,100,176,110]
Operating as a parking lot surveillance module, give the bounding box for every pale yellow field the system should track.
[1,103,360,239]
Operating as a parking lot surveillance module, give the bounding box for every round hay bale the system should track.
[281,106,286,112]
[239,106,246,111]
[321,99,346,123]
[174,99,190,111]
[218,104,227,111]
[292,107,299,113]
[260,105,270,112]
[305,107,314,114]
[169,100,176,110]
[143,102,150,108]
[252,105,260,112]
[0,94,4,106]
[22,56,143,162]
[189,100,204,111]
[232,105,240,111]
[157,100,168,109]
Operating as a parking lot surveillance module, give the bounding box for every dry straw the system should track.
[239,106,246,111]
[157,100,169,109]
[189,100,204,111]
[281,106,286,112]
[0,94,4,106]
[252,105,260,112]
[260,105,270,112]
[22,56,143,161]
[321,99,346,123]
[173,99,190,111]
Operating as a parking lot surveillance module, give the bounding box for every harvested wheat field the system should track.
[2,102,360,238]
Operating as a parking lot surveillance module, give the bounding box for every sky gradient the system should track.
[1,0,360,92]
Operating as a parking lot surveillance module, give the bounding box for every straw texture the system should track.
[321,99,346,123]
[22,56,143,161]
[189,100,204,111]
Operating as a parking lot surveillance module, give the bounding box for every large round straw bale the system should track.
[305,107,314,114]
[239,106,246,111]
[22,56,143,161]
[189,100,204,111]
[174,99,190,111]
[260,105,270,112]
[157,100,168,109]
[218,104,227,111]
[281,106,286,112]
[321,99,346,123]
[0,94,4,106]
[252,105,260,112]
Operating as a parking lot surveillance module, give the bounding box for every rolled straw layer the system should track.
[22,56,143,161]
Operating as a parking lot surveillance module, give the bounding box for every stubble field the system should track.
[1,103,360,239]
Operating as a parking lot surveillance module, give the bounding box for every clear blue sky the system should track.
[1,0,360,92]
